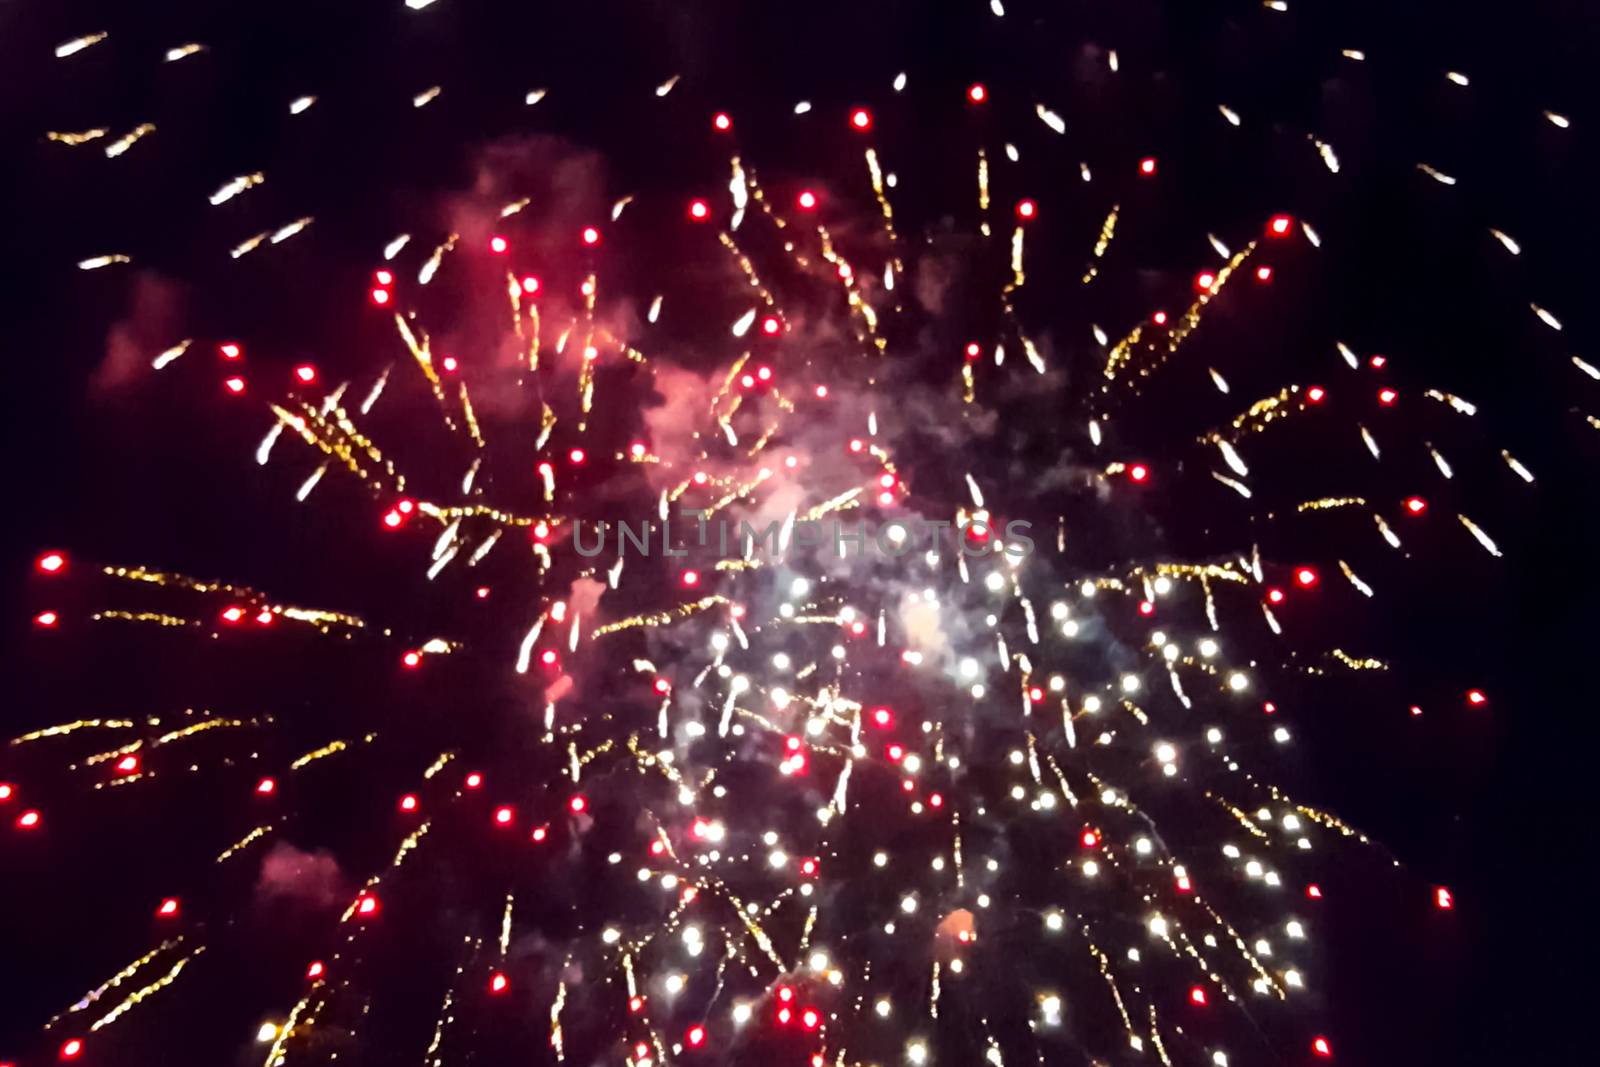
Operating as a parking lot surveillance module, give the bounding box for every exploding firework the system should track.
[6,3,1585,1066]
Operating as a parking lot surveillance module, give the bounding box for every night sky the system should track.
[2,1,1599,1065]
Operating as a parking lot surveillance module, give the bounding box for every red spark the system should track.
[968,83,987,103]
[1404,496,1428,515]
[494,806,514,826]
[382,509,403,529]
[293,364,317,384]
[1435,886,1454,909]
[476,586,490,599]
[654,677,672,695]
[221,606,246,624]
[116,755,140,774]
[1128,463,1149,483]
[489,236,509,253]
[1263,702,1277,714]
[489,972,509,994]
[399,794,419,812]
[371,288,391,306]
[60,1039,83,1061]
[156,898,179,917]
[256,777,276,795]
[356,894,379,917]
[569,448,586,464]
[531,826,548,842]
[778,986,794,1003]
[219,342,242,360]
[687,1025,706,1047]
[581,226,600,246]
[873,708,892,727]
[1267,588,1285,604]
[630,996,645,1013]
[1138,600,1155,616]
[1307,883,1323,899]
[1189,986,1208,1006]
[224,376,246,395]
[17,810,41,829]
[1195,270,1216,291]
[1016,199,1037,221]
[1255,265,1273,282]
[688,199,710,221]
[849,620,867,636]
[1029,687,1044,701]
[777,1007,793,1026]
[850,108,873,130]
[1466,689,1488,706]
[800,858,818,877]
[797,190,817,210]
[929,793,944,807]
[0,783,13,801]
[762,317,781,336]
[1313,1036,1333,1058]
[1307,386,1326,403]
[569,796,587,814]
[887,744,905,762]
[35,611,59,628]
[401,650,421,669]
[1370,354,1387,369]
[521,276,540,295]
[255,609,273,625]
[1295,567,1319,588]
[1378,387,1398,405]
[712,112,732,132]
[965,342,981,360]
[1081,829,1100,848]
[682,570,700,587]
[802,1008,820,1029]
[375,270,393,286]
[1268,214,1293,237]
[1139,156,1157,176]
[756,365,773,381]
[36,551,67,575]
[1152,310,1168,325]
[540,649,558,667]
[307,961,325,979]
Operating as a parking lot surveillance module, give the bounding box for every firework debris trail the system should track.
[6,4,1585,1067]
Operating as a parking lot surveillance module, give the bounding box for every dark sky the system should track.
[2,2,1599,1065]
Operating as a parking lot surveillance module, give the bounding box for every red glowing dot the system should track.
[1081,829,1100,848]
[964,342,981,361]
[630,996,645,1013]
[60,1039,83,1061]
[531,825,548,842]
[157,898,179,917]
[399,794,419,812]
[877,491,894,506]
[1378,387,1398,406]
[778,986,795,1003]
[682,570,699,587]
[797,190,817,210]
[1189,986,1208,1006]
[1152,310,1168,325]
[1370,354,1387,369]
[873,708,892,727]
[777,1007,793,1025]
[1312,1036,1333,1058]
[532,521,550,542]
[1306,386,1326,403]
[357,894,379,916]
[1016,199,1037,221]
[1306,883,1323,899]
[521,276,541,296]
[712,112,732,132]
[402,650,422,669]
[1435,886,1454,910]
[569,448,586,464]
[878,473,896,489]
[968,82,987,103]
[35,610,59,628]
[372,288,392,306]
[476,586,490,599]
[1466,689,1488,706]
[1255,265,1273,282]
[36,551,67,574]
[307,961,325,979]
[222,606,247,625]
[756,365,773,381]
[375,270,393,286]
[688,199,710,221]
[569,796,587,813]
[17,810,41,829]
[1128,463,1150,483]
[1139,157,1158,176]
[1138,600,1155,616]
[850,620,867,636]
[294,365,317,384]
[540,650,558,666]
[0,784,12,801]
[581,226,600,246]
[1267,588,1285,604]
[930,793,944,808]
[800,858,818,877]
[1264,702,1278,714]
[220,343,242,360]
[887,744,905,761]
[1411,705,1424,717]
[687,1025,706,1047]
[692,471,708,484]
[850,108,873,130]
[1029,687,1044,702]
[1268,215,1293,237]
[762,317,781,336]
[652,677,672,696]
[489,972,509,994]
[489,236,509,253]
[740,374,755,388]
[116,755,140,774]
[256,777,276,795]
[224,376,246,395]
[1295,567,1319,588]
[494,806,514,826]
[1195,271,1217,292]
[802,1008,820,1029]
[837,262,853,280]
[849,439,864,453]
[382,510,403,529]
[629,442,647,459]
[1404,496,1428,515]
[255,609,274,625]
